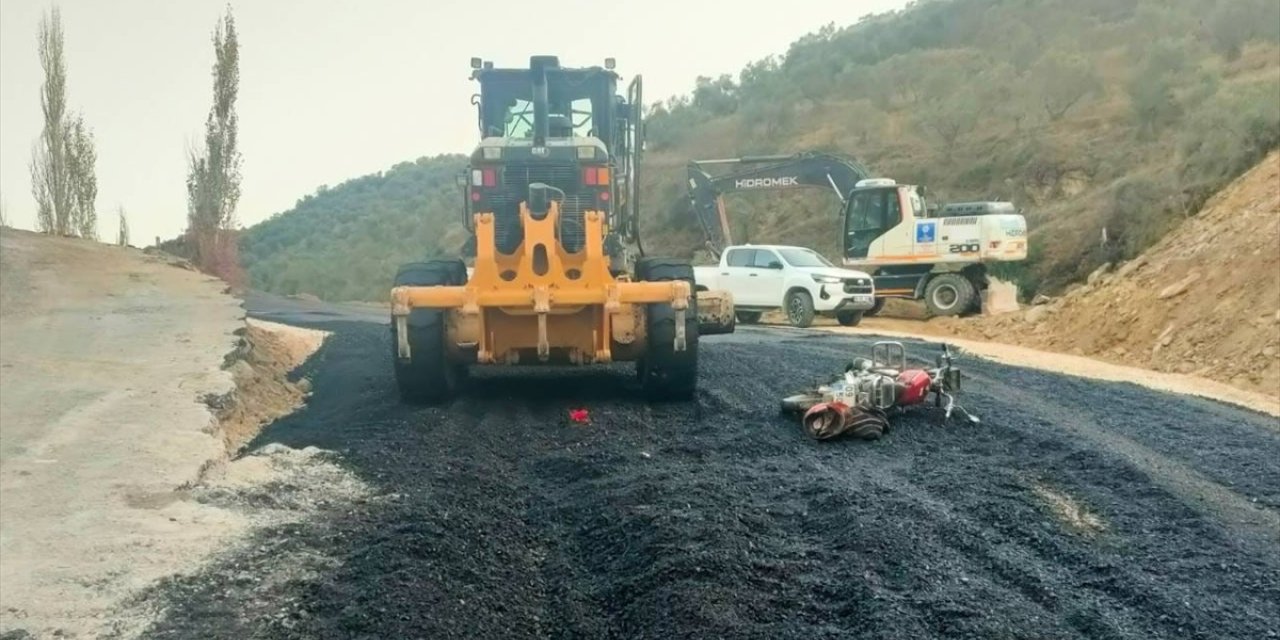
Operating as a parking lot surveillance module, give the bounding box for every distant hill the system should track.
[239,155,467,301]
[238,0,1279,301]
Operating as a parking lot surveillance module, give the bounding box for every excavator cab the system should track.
[844,180,907,260]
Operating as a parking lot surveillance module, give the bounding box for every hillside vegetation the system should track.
[938,151,1280,397]
[239,0,1280,301]
[239,156,467,301]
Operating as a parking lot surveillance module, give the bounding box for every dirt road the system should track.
[0,232,332,639]
[0,230,243,637]
[129,293,1280,640]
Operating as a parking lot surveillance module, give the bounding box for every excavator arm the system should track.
[687,152,871,256]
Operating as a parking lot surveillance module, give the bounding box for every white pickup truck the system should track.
[693,244,877,328]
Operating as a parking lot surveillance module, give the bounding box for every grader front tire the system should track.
[635,258,699,401]
[391,260,467,404]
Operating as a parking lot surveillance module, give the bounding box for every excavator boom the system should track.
[687,152,871,255]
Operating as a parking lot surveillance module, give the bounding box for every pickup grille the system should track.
[843,278,874,294]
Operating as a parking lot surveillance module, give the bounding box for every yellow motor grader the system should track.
[389,55,734,403]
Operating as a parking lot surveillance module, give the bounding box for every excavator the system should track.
[687,152,1028,317]
[388,55,735,403]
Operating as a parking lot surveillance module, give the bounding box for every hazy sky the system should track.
[1,0,908,244]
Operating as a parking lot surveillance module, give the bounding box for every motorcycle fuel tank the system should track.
[896,369,932,405]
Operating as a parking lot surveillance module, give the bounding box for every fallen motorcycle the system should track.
[779,341,980,441]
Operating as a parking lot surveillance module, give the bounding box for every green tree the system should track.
[1207,0,1254,61]
[186,6,242,276]
[1032,52,1103,121]
[1128,39,1188,137]
[116,206,129,246]
[67,115,97,239]
[29,6,95,238]
[691,75,738,116]
[916,89,981,158]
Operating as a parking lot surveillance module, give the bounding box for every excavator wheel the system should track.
[391,259,467,404]
[924,274,977,318]
[635,257,699,401]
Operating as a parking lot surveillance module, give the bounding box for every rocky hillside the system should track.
[956,152,1280,396]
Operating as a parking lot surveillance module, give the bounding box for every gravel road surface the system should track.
[139,294,1280,640]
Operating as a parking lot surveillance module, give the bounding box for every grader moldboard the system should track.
[389,56,735,403]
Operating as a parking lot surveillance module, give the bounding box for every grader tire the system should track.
[391,260,466,404]
[635,257,699,401]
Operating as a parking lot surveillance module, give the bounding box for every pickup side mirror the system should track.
[767,261,783,270]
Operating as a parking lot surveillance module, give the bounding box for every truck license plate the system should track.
[854,295,874,304]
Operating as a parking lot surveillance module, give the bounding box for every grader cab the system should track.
[389,55,734,403]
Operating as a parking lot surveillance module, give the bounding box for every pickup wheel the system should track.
[735,311,762,325]
[864,297,886,317]
[635,258,699,401]
[836,310,863,327]
[785,290,815,328]
[391,260,467,404]
[924,274,977,317]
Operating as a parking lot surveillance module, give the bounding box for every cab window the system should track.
[505,99,534,137]
[725,248,754,267]
[847,189,902,232]
[908,191,924,218]
[751,249,781,269]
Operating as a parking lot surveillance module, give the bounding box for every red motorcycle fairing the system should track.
[896,369,932,406]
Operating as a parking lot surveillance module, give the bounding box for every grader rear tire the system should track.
[391,260,466,404]
[635,258,699,401]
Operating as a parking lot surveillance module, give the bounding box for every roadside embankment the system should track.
[0,229,335,639]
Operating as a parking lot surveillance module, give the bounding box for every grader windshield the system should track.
[465,57,641,257]
[475,66,619,148]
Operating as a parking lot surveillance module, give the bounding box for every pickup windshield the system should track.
[777,248,834,268]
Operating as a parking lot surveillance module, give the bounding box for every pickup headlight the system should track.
[811,274,842,284]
